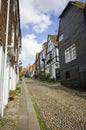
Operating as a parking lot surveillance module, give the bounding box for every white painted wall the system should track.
[12,66,16,90]
[9,65,16,90]
[9,65,13,90]
[0,48,17,116]
[0,45,5,115]
[45,38,60,80]
[4,59,10,106]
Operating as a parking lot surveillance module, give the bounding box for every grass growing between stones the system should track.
[33,101,48,130]
[0,118,15,129]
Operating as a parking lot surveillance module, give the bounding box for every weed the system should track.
[33,102,48,130]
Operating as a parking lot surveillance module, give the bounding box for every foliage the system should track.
[9,90,16,100]
[16,85,21,94]
[19,72,22,80]
[0,119,15,127]
[40,73,55,83]
[9,84,21,100]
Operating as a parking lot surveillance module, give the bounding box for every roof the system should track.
[72,1,86,9]
[43,42,48,50]
[48,35,58,46]
[31,63,36,71]
[59,1,86,18]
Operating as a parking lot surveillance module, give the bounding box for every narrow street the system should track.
[25,78,86,130]
[1,1,86,130]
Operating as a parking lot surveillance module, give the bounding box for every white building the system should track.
[45,35,60,80]
[0,0,21,117]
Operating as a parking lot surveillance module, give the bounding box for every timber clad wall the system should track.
[58,1,86,90]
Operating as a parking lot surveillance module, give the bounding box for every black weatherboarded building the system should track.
[58,1,86,90]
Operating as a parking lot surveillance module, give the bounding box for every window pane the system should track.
[72,45,76,60]
[65,44,76,63]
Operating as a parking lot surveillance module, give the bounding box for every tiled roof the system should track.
[71,1,86,9]
[31,63,36,71]
[48,35,58,46]
[59,1,86,18]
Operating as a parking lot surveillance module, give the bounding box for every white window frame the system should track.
[59,34,64,42]
[65,44,76,63]
[72,44,76,60]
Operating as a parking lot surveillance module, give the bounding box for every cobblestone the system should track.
[26,79,86,130]
[0,94,20,130]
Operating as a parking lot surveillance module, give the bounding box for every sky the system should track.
[19,0,86,67]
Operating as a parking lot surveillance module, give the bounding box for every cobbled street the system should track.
[26,78,86,130]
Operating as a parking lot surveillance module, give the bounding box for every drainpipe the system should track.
[1,0,10,117]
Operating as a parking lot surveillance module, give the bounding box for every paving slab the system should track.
[16,79,40,130]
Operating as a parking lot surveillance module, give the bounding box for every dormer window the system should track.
[59,34,64,42]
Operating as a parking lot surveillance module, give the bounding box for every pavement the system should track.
[16,79,40,130]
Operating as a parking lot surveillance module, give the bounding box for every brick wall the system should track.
[0,0,7,49]
[0,0,21,65]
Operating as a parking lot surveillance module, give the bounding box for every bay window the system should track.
[65,44,76,63]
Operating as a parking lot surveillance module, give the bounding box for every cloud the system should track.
[19,0,79,66]
[35,0,80,15]
[19,0,78,33]
[22,34,42,66]
[19,0,52,33]
[34,0,68,15]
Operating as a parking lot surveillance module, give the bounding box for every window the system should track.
[50,51,52,59]
[57,57,59,61]
[52,50,54,57]
[56,48,59,56]
[49,65,52,75]
[65,44,76,63]
[59,34,64,42]
[65,71,70,79]
[72,45,76,60]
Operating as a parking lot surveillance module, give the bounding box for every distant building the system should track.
[35,42,48,78]
[35,35,60,80]
[58,1,86,90]
[29,64,36,77]
[45,35,60,80]
[35,52,40,78]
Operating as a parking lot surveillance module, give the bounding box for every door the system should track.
[56,68,60,80]
[79,72,86,90]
